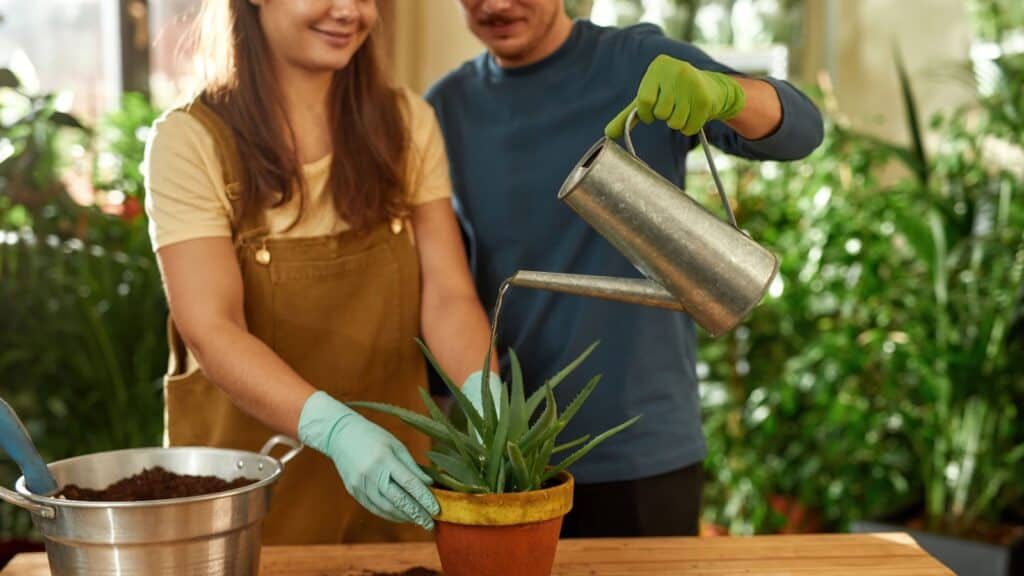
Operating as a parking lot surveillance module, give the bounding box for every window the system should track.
[149,0,200,108]
[0,0,120,120]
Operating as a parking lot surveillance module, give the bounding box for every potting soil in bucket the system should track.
[58,466,258,501]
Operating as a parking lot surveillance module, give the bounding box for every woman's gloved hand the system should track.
[462,370,504,419]
[297,391,439,530]
[606,54,746,138]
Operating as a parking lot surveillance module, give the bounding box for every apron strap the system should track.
[165,97,268,376]
[180,97,268,242]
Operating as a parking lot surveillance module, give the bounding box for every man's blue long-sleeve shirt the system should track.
[426,20,823,483]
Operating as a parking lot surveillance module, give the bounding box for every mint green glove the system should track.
[462,371,504,419]
[298,391,439,530]
[606,54,746,138]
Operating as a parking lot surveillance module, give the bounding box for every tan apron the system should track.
[162,99,431,545]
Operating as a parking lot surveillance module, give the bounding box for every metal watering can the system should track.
[509,110,779,337]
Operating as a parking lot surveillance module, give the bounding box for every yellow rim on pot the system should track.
[431,471,574,526]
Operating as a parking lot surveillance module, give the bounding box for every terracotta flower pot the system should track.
[769,494,823,534]
[431,471,574,576]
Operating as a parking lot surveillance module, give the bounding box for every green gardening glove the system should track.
[605,54,746,138]
[298,391,440,530]
[462,370,504,419]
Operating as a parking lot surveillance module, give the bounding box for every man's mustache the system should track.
[478,15,519,27]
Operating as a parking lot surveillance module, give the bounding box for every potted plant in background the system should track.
[0,69,167,567]
[698,43,1023,576]
[848,49,1024,576]
[352,340,640,576]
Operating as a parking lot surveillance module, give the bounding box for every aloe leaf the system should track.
[525,341,599,417]
[418,387,485,458]
[439,472,489,494]
[518,383,557,455]
[507,441,532,491]
[557,374,601,428]
[421,464,444,483]
[508,349,528,442]
[480,363,497,444]
[414,338,486,436]
[529,420,565,476]
[427,450,485,487]
[485,383,511,490]
[422,465,464,492]
[348,401,453,443]
[553,434,591,454]
[426,466,488,494]
[479,323,498,441]
[531,435,557,482]
[417,385,450,424]
[521,384,560,456]
[495,459,507,494]
[542,415,641,483]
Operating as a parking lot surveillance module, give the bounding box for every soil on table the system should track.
[360,565,440,569]
[57,466,258,501]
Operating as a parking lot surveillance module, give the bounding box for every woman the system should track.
[144,0,500,544]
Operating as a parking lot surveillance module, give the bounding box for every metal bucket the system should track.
[0,435,301,575]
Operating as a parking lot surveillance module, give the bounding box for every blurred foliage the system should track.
[564,0,595,19]
[0,68,89,238]
[0,72,165,540]
[967,0,1024,43]
[88,91,161,253]
[698,46,1024,538]
[583,0,1024,540]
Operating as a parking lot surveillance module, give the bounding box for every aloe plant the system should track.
[350,340,640,493]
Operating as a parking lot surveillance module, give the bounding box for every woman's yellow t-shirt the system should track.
[143,88,452,250]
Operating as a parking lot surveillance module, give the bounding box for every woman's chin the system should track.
[298,54,357,74]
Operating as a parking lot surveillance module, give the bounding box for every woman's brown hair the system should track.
[191,0,408,231]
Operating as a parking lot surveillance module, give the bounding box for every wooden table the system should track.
[2,533,953,575]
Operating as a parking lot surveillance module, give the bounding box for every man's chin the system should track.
[486,40,532,63]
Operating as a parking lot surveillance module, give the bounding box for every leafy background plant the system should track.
[0,72,166,540]
[695,30,1024,541]
[570,0,1024,538]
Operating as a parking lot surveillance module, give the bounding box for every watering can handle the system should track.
[623,108,739,228]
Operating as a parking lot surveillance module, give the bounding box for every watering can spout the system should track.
[508,271,684,311]
[511,110,779,337]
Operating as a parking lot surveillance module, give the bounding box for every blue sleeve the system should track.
[628,24,824,161]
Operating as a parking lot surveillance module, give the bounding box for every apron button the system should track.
[390,218,404,235]
[255,247,271,265]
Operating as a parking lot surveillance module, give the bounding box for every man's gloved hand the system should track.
[462,370,504,419]
[606,54,746,138]
[298,391,439,530]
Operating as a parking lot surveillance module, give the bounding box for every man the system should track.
[426,0,823,537]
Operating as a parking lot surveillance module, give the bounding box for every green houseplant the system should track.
[697,47,1023,569]
[0,78,167,552]
[351,339,639,576]
[845,50,1024,576]
[0,68,88,238]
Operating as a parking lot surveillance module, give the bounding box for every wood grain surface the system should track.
[1,532,954,575]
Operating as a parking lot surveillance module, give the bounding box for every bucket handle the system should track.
[260,434,303,467]
[623,108,739,228]
[0,485,56,519]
